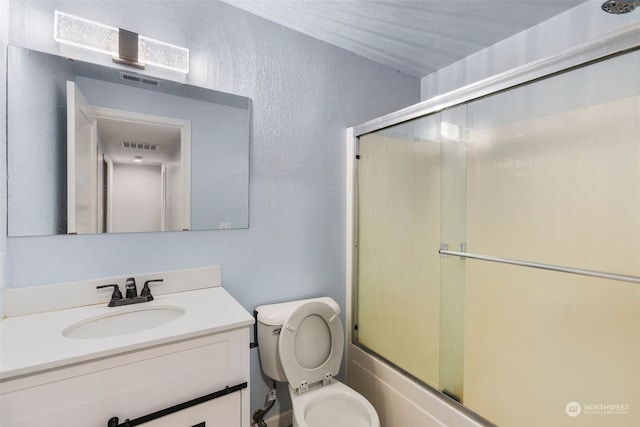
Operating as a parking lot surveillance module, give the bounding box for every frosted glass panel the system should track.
[464,262,639,427]
[357,115,442,388]
[462,50,640,426]
[439,105,469,401]
[466,51,640,275]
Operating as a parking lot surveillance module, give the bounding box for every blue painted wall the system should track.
[3,0,419,416]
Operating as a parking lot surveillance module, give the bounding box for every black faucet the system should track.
[97,278,163,307]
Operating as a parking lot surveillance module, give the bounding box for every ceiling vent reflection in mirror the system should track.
[54,10,189,73]
[120,72,161,87]
[121,141,160,151]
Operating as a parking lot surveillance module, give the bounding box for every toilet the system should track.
[256,297,380,427]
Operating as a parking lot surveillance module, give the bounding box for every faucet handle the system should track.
[96,284,123,301]
[140,279,163,299]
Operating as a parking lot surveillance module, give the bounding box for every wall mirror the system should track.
[7,46,250,237]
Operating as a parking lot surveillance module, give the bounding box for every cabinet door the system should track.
[141,392,241,427]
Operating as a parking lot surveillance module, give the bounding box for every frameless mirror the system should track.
[7,46,250,236]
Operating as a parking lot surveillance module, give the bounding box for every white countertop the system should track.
[0,287,254,380]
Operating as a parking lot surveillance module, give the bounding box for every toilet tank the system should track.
[255,297,341,383]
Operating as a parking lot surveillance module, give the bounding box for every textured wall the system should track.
[3,0,419,416]
[420,1,640,100]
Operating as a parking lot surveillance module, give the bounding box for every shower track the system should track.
[439,249,640,285]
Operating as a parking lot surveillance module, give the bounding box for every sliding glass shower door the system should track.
[357,114,443,389]
[355,47,639,427]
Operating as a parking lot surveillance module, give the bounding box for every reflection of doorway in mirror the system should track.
[111,163,163,232]
[67,81,98,234]
[99,110,192,233]
[66,81,191,234]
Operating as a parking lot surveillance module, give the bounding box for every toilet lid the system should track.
[278,300,344,392]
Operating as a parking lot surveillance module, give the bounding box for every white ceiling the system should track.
[221,0,587,78]
[97,116,182,165]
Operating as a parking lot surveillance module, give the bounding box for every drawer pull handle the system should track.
[106,382,247,427]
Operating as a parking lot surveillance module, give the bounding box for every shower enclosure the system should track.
[350,35,639,427]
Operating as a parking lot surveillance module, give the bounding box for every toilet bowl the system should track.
[290,380,379,427]
[256,297,380,427]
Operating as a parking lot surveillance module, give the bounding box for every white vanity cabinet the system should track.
[0,268,254,427]
[0,328,250,427]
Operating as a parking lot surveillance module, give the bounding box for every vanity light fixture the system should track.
[54,10,189,73]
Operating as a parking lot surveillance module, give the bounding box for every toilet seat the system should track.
[278,300,344,393]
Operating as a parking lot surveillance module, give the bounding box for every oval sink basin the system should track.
[62,306,185,339]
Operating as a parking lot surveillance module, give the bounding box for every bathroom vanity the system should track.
[0,266,254,427]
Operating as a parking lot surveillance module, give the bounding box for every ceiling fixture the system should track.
[54,10,189,73]
[134,156,143,163]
